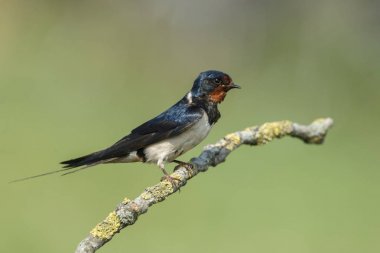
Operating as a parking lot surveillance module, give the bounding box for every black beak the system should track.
[229,83,241,89]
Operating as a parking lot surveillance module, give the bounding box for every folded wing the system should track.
[61,101,203,168]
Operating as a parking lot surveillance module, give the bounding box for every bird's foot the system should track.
[159,165,182,189]
[160,174,182,188]
[173,160,194,174]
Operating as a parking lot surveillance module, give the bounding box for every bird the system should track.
[11,70,240,183]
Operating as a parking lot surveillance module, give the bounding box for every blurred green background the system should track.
[1,0,379,252]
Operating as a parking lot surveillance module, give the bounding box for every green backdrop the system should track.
[1,1,379,252]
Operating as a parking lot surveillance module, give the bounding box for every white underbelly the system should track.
[144,113,211,164]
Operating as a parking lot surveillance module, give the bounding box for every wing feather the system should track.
[61,100,204,167]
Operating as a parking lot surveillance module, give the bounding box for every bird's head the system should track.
[190,70,241,103]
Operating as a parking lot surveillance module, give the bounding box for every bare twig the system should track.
[75,118,334,253]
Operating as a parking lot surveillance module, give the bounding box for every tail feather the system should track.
[60,151,104,168]
[9,167,80,183]
[10,151,108,183]
[60,154,93,168]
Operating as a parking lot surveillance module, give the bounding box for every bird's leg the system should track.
[173,160,194,173]
[158,161,181,186]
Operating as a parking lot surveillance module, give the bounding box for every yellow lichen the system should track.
[157,181,174,195]
[256,121,293,144]
[145,181,174,202]
[122,197,131,205]
[90,211,121,240]
[245,126,256,132]
[224,133,241,150]
[170,173,182,181]
[312,118,326,124]
[141,191,153,200]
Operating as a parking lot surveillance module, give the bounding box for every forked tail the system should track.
[9,152,103,183]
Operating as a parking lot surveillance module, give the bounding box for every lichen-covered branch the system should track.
[75,118,334,253]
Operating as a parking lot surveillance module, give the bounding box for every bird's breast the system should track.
[144,113,211,163]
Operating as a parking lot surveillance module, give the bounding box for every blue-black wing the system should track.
[61,100,204,168]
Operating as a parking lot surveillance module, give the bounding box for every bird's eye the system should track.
[214,78,222,84]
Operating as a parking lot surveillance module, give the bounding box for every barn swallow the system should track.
[11,70,240,183]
